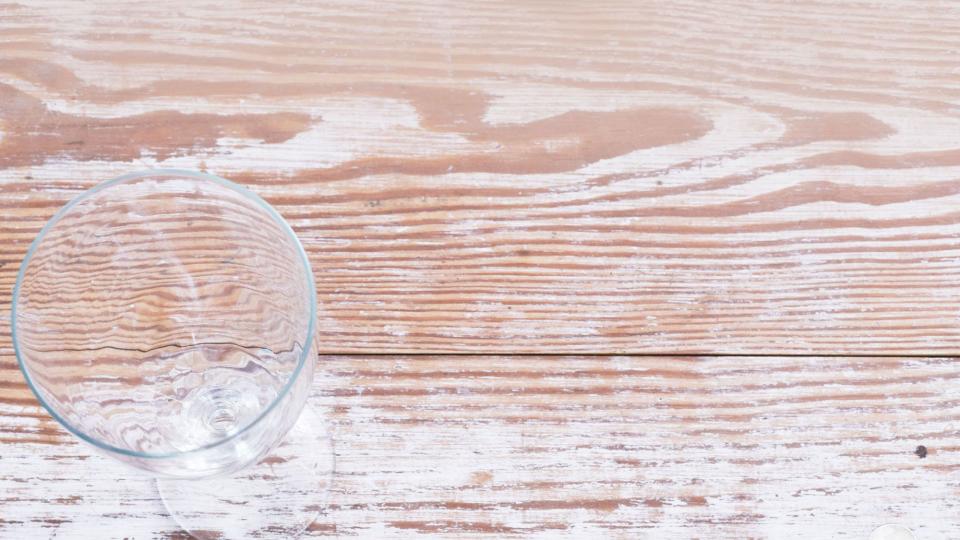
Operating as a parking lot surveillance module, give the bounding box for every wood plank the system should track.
[2,1,960,353]
[0,354,956,538]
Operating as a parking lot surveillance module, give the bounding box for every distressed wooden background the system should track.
[2,0,960,538]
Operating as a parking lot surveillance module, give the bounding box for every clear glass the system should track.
[12,170,332,538]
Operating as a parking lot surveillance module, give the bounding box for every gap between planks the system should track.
[318,352,960,358]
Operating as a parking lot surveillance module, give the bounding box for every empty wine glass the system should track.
[12,170,333,539]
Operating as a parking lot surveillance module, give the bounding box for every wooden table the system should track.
[2,1,959,538]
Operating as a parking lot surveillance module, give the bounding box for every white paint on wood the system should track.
[0,356,957,538]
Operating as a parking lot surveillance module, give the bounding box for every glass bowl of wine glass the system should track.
[12,169,333,539]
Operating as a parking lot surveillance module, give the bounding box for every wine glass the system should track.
[11,169,333,539]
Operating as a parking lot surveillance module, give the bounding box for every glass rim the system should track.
[10,169,318,460]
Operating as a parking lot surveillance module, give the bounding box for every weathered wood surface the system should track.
[2,0,960,353]
[1,355,957,538]
[3,0,960,538]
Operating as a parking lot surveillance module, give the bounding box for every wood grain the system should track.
[1,0,960,353]
[1,355,957,538]
[3,0,960,538]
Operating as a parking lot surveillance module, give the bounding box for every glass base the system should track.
[156,407,334,540]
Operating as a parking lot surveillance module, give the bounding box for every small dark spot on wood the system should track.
[261,455,288,465]
[65,140,85,145]
[25,174,33,179]
[656,180,663,185]
[915,445,928,458]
